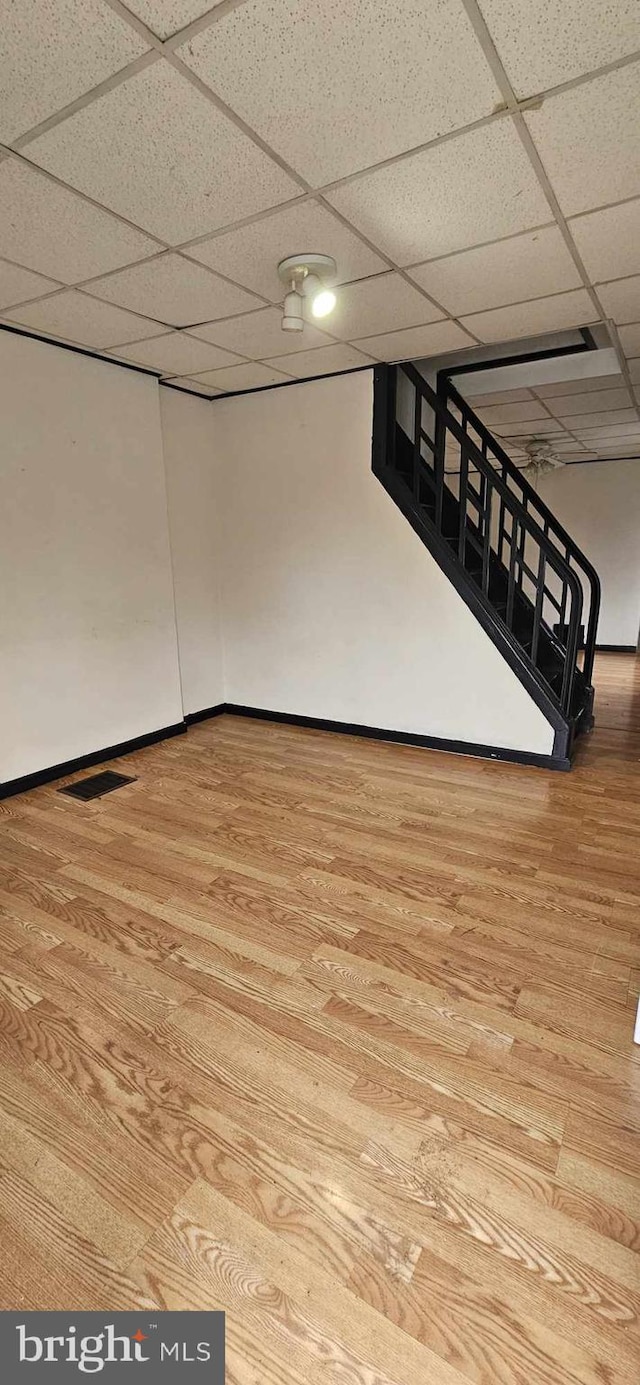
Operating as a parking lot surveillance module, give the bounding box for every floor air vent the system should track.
[58,770,136,800]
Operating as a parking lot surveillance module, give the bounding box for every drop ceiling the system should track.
[457,358,640,466]
[0,0,638,423]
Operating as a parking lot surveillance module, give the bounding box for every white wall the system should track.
[539,460,640,648]
[212,371,554,755]
[161,387,225,715]
[0,331,183,783]
[1,333,559,782]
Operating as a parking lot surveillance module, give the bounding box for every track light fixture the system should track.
[277,254,337,332]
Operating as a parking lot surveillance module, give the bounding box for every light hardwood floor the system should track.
[0,652,638,1384]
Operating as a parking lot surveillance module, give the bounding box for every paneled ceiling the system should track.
[463,365,640,466]
[0,0,639,422]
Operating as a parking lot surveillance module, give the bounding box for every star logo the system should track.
[132,1330,148,1343]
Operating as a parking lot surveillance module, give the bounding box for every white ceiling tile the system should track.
[265,343,374,379]
[0,259,60,309]
[460,289,598,343]
[575,437,640,450]
[109,331,243,374]
[464,387,535,404]
[189,306,333,358]
[0,0,148,142]
[525,65,640,217]
[4,289,165,348]
[619,323,640,356]
[477,0,640,97]
[495,417,566,435]
[327,121,551,266]
[179,0,501,185]
[555,408,638,429]
[0,158,159,282]
[353,320,475,361]
[591,445,640,457]
[476,400,551,424]
[569,199,640,283]
[190,362,295,391]
[597,275,640,325]
[87,253,261,327]
[534,373,625,397]
[122,2,225,40]
[162,376,222,396]
[187,200,387,300]
[327,273,442,341]
[544,387,631,415]
[408,227,580,316]
[542,439,592,452]
[26,62,301,243]
[574,422,640,438]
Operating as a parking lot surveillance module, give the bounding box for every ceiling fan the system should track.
[521,437,566,482]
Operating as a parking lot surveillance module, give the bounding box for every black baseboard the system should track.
[219,703,569,771]
[0,721,187,801]
[1,699,569,801]
[595,644,637,653]
[184,703,226,725]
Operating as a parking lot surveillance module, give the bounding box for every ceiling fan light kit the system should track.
[521,437,566,481]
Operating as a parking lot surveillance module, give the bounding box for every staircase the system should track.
[372,362,601,767]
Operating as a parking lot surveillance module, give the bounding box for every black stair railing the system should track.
[443,377,601,688]
[387,363,595,720]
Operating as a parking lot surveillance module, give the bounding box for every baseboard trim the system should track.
[1,701,569,800]
[595,644,636,653]
[184,703,226,725]
[0,721,187,800]
[220,703,569,771]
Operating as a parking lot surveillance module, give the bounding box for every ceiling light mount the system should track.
[278,254,338,331]
[281,287,305,333]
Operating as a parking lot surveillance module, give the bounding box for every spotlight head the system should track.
[301,272,338,319]
[310,288,337,318]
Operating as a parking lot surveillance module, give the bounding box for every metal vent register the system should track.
[58,771,136,800]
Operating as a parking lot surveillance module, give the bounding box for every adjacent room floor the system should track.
[0,653,638,1385]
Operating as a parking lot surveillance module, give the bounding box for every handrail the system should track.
[444,377,601,685]
[399,363,585,715]
[410,377,584,622]
[434,411,584,600]
[402,365,583,583]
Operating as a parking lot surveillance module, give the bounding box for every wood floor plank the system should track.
[417,1117,640,1252]
[0,1104,149,1267]
[357,1141,640,1378]
[0,1041,192,1231]
[133,1177,470,1385]
[0,652,638,1384]
[515,981,640,1059]
[0,1165,160,1311]
[348,1243,619,1385]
